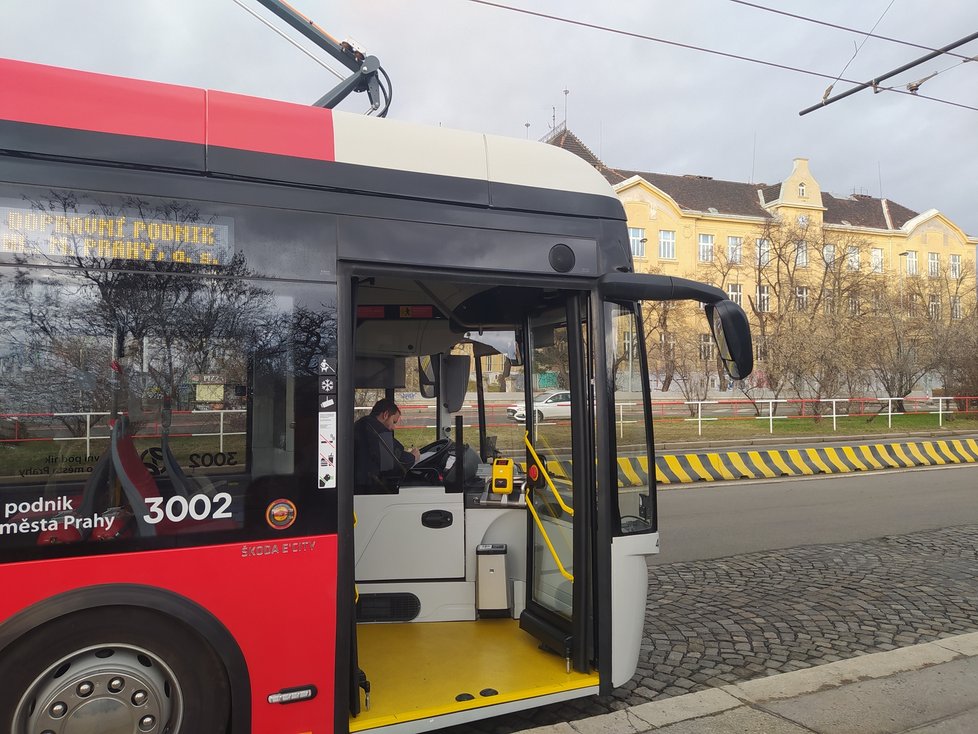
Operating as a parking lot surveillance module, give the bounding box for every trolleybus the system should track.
[0,56,751,733]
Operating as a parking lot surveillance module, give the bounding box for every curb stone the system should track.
[513,632,978,734]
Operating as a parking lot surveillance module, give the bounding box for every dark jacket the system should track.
[353,415,414,492]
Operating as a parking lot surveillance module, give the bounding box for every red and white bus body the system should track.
[0,58,748,733]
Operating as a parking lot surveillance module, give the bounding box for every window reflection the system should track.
[0,188,337,556]
[609,304,654,535]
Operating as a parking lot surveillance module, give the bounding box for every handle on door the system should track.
[421,509,453,529]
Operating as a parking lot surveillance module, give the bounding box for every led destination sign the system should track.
[1,203,233,266]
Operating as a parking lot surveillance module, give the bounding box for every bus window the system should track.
[393,387,437,457]
[0,187,338,558]
[607,303,655,535]
[463,331,520,463]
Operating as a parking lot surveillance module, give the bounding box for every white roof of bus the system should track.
[332,110,618,200]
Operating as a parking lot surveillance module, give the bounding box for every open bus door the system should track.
[518,293,593,675]
[343,270,610,730]
[338,263,758,730]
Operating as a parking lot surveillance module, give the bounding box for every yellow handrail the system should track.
[353,511,359,603]
[525,486,574,582]
[524,432,574,517]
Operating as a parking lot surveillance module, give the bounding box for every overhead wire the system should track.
[466,0,978,113]
[231,0,345,80]
[800,28,978,114]
[731,0,977,99]
[903,52,977,93]
[728,0,975,62]
[828,0,896,92]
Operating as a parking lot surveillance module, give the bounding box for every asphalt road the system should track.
[652,462,978,565]
[446,465,978,734]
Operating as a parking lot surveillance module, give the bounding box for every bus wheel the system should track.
[0,607,230,734]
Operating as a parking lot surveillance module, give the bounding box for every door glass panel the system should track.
[608,303,654,534]
[527,318,574,620]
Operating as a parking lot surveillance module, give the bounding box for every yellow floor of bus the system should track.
[350,618,598,731]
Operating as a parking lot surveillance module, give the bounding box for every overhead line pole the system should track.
[253,0,385,112]
[799,30,978,116]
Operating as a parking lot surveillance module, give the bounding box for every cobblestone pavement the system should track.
[444,524,978,734]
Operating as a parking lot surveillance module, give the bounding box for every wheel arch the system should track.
[0,583,250,731]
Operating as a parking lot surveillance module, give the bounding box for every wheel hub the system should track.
[65,698,130,733]
[16,645,181,734]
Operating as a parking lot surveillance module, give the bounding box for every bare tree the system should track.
[642,292,708,395]
[670,331,716,413]
[913,256,977,397]
[861,276,933,411]
[740,217,876,411]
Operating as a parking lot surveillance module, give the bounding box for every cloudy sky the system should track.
[4,1,976,233]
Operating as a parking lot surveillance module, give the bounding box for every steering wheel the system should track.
[413,438,455,470]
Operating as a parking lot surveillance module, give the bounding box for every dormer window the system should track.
[798,182,807,198]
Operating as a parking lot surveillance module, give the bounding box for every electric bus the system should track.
[0,57,752,733]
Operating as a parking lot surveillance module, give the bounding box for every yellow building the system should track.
[549,126,974,297]
[547,125,978,392]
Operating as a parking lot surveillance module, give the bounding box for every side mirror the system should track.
[441,354,470,414]
[417,354,470,412]
[418,355,438,399]
[705,299,753,380]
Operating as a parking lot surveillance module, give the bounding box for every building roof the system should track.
[758,183,782,205]
[615,169,773,219]
[547,126,923,231]
[542,126,603,167]
[821,192,918,230]
[540,125,628,186]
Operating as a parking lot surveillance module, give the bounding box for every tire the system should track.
[535,410,545,423]
[0,606,230,734]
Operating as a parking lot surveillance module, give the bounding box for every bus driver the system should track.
[353,399,421,493]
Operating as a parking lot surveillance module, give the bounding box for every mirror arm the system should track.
[598,272,726,303]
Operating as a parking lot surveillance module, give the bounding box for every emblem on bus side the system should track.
[265,499,297,530]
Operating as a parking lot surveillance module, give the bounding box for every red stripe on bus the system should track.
[1,58,336,161]
[207,90,335,162]
[1,58,205,144]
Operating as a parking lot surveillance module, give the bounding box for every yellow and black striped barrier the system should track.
[647,438,978,486]
[534,438,978,488]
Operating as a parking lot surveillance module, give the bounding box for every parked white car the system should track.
[507,390,572,423]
